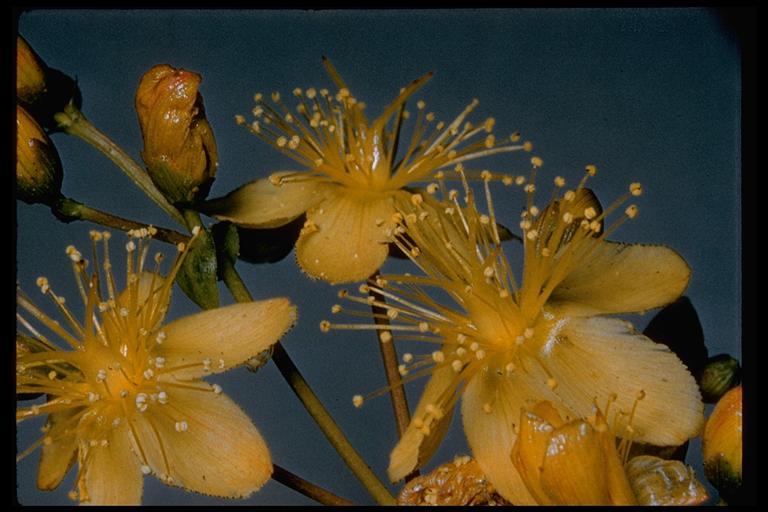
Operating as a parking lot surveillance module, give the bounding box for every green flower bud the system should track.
[135,64,218,206]
[700,353,741,403]
[16,105,63,204]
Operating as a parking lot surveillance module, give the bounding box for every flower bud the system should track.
[16,35,82,131]
[16,35,47,105]
[699,353,741,403]
[135,64,218,206]
[702,385,742,503]
[16,105,63,204]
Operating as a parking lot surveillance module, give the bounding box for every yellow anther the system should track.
[451,360,464,373]
[331,304,342,314]
[379,331,393,343]
[319,320,331,333]
[530,156,543,168]
[629,182,643,196]
[352,395,364,408]
[585,164,597,176]
[484,134,496,149]
[510,132,521,142]
[523,141,533,152]
[234,114,246,125]
[432,351,445,364]
[403,353,414,363]
[625,205,638,219]
[584,207,597,220]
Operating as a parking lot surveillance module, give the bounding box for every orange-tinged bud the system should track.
[135,64,218,206]
[702,385,742,503]
[511,402,637,505]
[16,105,62,204]
[17,35,47,105]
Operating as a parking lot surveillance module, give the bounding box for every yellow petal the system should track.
[388,363,457,482]
[37,410,78,490]
[132,384,272,498]
[549,242,691,316]
[157,298,296,379]
[541,315,704,446]
[539,420,612,504]
[79,420,143,505]
[295,188,398,284]
[460,370,564,505]
[511,407,559,505]
[207,172,323,228]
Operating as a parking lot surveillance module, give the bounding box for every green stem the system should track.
[54,103,185,226]
[218,258,396,505]
[272,464,355,506]
[53,196,189,245]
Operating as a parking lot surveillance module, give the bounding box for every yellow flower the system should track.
[324,165,703,504]
[135,64,218,206]
[16,229,296,505]
[206,58,530,283]
[16,104,62,204]
[702,385,742,500]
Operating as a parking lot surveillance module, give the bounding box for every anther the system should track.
[547,378,558,390]
[96,369,107,382]
[174,421,189,432]
[452,360,464,373]
[135,393,148,412]
[143,369,155,380]
[625,205,638,219]
[475,349,486,360]
[157,391,168,404]
[331,304,342,314]
[629,182,643,196]
[47,370,57,380]
[584,207,597,220]
[398,364,409,376]
[531,156,543,168]
[505,362,516,375]
[379,331,393,343]
[154,357,166,368]
[554,176,566,187]
[319,320,331,333]
[141,465,152,475]
[352,395,364,408]
[585,164,597,176]
[418,322,429,333]
[432,351,445,363]
[483,403,493,414]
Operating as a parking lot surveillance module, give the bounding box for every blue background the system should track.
[16,9,740,506]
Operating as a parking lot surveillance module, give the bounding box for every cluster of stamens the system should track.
[235,58,533,192]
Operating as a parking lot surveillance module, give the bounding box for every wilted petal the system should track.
[79,421,143,505]
[549,242,691,316]
[511,406,561,505]
[37,409,79,490]
[207,172,324,228]
[133,384,272,498]
[296,188,399,283]
[541,315,703,446]
[158,298,296,379]
[388,363,457,482]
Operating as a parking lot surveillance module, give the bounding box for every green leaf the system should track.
[176,225,219,310]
